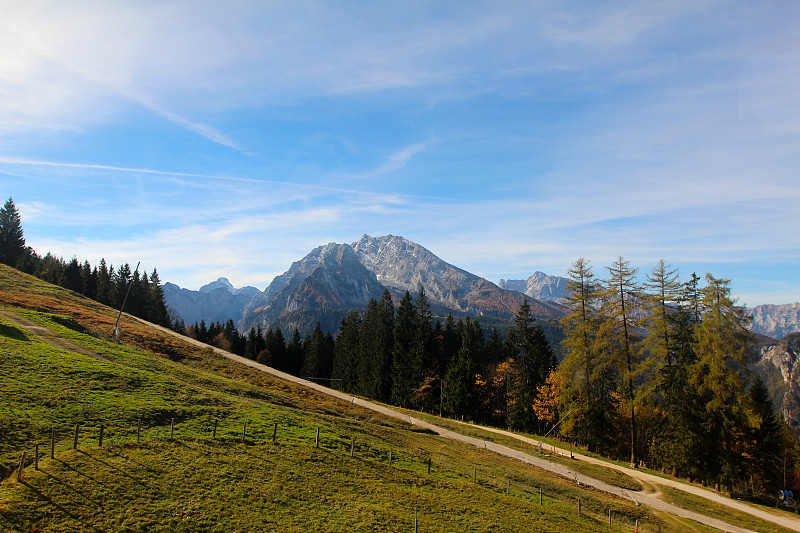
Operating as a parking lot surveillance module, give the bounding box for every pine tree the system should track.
[598,256,642,464]
[332,310,361,391]
[286,328,305,376]
[0,198,25,267]
[747,375,783,494]
[507,299,555,432]
[559,258,615,451]
[301,322,333,381]
[691,273,753,493]
[266,326,287,370]
[96,259,113,305]
[391,291,420,407]
[356,291,395,400]
[443,317,481,419]
[147,268,170,326]
[62,257,82,292]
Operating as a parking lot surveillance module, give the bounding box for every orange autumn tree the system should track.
[533,368,562,430]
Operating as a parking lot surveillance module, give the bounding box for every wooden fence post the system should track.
[506,478,510,495]
[73,424,80,450]
[34,444,39,470]
[635,518,639,532]
[241,421,248,444]
[17,451,26,482]
[473,467,477,483]
[51,429,55,459]
[608,509,612,525]
[539,487,543,505]
[427,458,431,474]
[99,425,104,447]
[213,419,218,438]
[315,427,320,448]
[350,438,355,457]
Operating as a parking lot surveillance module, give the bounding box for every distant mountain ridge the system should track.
[240,234,566,333]
[163,278,260,326]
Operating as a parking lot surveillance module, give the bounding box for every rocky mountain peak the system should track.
[499,271,568,302]
[199,277,235,293]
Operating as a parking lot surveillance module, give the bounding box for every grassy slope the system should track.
[0,265,778,532]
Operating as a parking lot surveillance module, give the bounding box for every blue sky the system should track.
[1,1,798,306]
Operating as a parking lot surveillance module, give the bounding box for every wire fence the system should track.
[9,417,672,532]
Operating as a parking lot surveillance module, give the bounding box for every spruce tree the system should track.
[391,291,419,407]
[332,310,361,391]
[301,322,333,381]
[0,197,25,267]
[443,317,481,419]
[286,328,305,376]
[507,299,555,432]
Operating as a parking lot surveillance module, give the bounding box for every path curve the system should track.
[129,315,798,532]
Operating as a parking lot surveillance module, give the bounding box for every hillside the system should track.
[3,264,795,532]
[0,265,665,532]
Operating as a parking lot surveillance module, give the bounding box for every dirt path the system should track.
[123,316,800,533]
[451,421,800,532]
[0,309,110,363]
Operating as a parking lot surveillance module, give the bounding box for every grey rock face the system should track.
[748,303,800,339]
[241,242,386,333]
[351,234,480,312]
[499,271,568,302]
[753,333,800,433]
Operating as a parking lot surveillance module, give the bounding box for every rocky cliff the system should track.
[748,303,800,339]
[499,271,568,302]
[752,333,800,433]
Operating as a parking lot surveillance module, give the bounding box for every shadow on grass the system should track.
[76,449,149,488]
[48,464,107,508]
[18,480,79,522]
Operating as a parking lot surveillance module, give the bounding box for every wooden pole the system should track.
[350,437,355,457]
[315,427,320,448]
[99,425,104,447]
[213,419,218,438]
[539,487,543,505]
[473,467,477,483]
[17,451,26,482]
[241,421,248,444]
[73,424,80,450]
[608,509,612,525]
[51,429,56,459]
[427,457,431,474]
[137,419,141,444]
[506,478,510,495]
[635,519,639,532]
[170,418,175,439]
[34,443,39,470]
[272,422,278,444]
